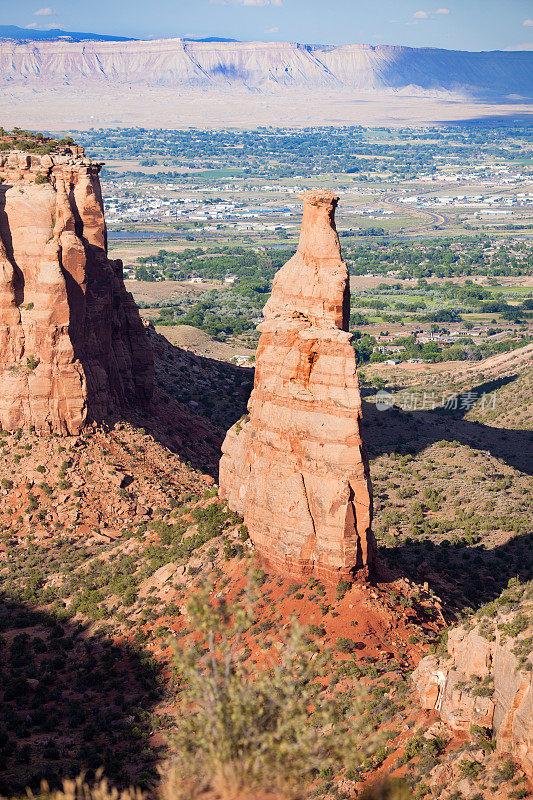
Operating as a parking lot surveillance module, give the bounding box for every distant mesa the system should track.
[0,36,530,103]
[0,136,153,435]
[0,25,135,43]
[0,26,240,44]
[184,37,240,43]
[219,190,376,584]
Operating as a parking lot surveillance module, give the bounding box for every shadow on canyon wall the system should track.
[145,336,530,481]
[0,594,163,795]
[0,185,25,306]
[145,343,531,612]
[381,533,532,612]
[120,328,253,478]
[361,374,532,476]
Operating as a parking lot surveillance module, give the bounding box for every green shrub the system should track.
[336,579,352,601]
[470,724,495,752]
[170,589,378,798]
[402,734,425,762]
[458,759,482,779]
[336,636,359,653]
[496,758,516,781]
[251,567,267,586]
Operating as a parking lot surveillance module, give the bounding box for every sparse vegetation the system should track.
[169,589,378,798]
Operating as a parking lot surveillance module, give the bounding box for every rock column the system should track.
[219,191,376,582]
[0,150,153,434]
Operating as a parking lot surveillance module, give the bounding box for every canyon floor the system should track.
[2,88,532,131]
[0,330,531,799]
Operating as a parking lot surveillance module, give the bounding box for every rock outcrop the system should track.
[219,190,375,583]
[0,148,153,435]
[412,586,533,777]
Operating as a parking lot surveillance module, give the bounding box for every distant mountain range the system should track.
[0,25,134,42]
[0,26,238,43]
[0,36,530,101]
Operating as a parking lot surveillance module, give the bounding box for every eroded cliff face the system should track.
[219,191,375,583]
[0,148,153,434]
[1,39,531,100]
[413,596,533,778]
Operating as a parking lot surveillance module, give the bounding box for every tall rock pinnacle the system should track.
[0,148,153,435]
[219,191,376,582]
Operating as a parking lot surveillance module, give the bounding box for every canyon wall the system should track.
[219,191,376,583]
[413,615,533,778]
[0,148,153,435]
[0,39,530,100]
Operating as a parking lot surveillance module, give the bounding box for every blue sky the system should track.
[8,0,533,50]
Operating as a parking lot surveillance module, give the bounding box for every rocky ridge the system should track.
[0,147,153,435]
[220,191,376,583]
[413,580,533,780]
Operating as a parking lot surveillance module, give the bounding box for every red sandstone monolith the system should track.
[0,148,153,435]
[219,191,376,582]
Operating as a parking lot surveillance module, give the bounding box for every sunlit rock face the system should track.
[0,148,153,434]
[219,190,375,583]
[413,620,533,778]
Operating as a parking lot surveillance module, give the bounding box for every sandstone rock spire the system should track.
[0,148,153,435]
[219,190,376,582]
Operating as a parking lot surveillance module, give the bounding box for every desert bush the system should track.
[495,758,516,781]
[458,759,483,779]
[360,779,411,800]
[402,734,425,762]
[169,588,378,799]
[470,724,495,753]
[336,636,359,653]
[335,579,352,601]
[1,773,146,800]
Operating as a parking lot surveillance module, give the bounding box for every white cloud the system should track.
[25,22,56,29]
[33,7,56,15]
[504,42,533,50]
[211,0,282,5]
[407,8,450,24]
[266,26,279,32]
[523,19,533,27]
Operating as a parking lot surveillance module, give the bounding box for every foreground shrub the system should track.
[2,773,145,800]
[360,779,412,800]
[168,588,379,799]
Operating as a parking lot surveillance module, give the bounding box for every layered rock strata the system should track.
[0,148,153,434]
[219,191,375,582]
[413,619,533,777]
